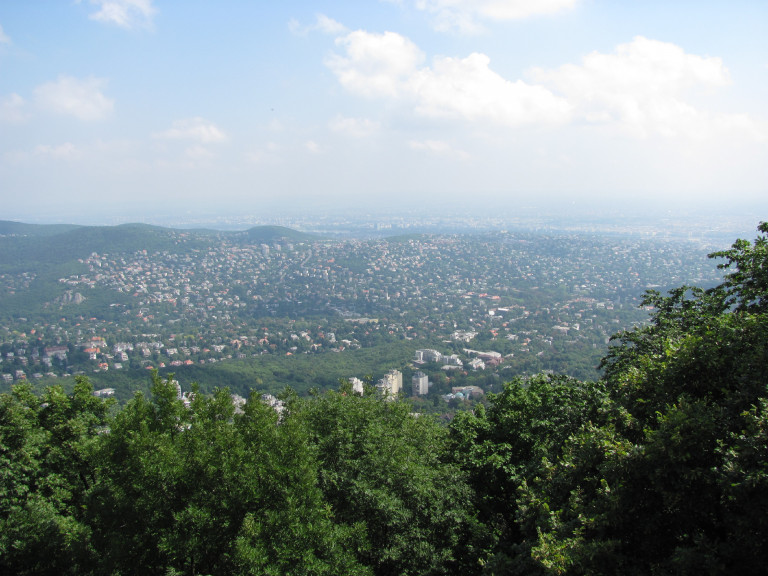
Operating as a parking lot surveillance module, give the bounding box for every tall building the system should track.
[412,371,429,396]
[376,369,403,398]
[388,369,403,395]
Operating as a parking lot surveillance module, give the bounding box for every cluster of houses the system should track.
[414,348,504,372]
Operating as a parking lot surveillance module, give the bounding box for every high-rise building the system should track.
[376,369,403,397]
[412,371,429,396]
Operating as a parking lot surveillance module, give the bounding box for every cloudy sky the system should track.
[0,0,766,223]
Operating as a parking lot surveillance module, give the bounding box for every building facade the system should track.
[412,371,429,395]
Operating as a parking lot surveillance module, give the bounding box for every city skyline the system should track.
[1,1,766,224]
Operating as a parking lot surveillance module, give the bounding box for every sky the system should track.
[0,0,766,224]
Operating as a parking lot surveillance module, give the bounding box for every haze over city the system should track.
[0,0,766,225]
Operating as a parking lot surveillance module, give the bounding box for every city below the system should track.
[0,216,728,407]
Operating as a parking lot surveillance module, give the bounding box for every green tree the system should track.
[88,372,365,575]
[584,224,768,574]
[449,374,618,574]
[0,376,110,575]
[299,388,487,576]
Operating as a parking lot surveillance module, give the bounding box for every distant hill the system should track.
[0,220,82,237]
[0,222,316,272]
[0,224,193,270]
[0,221,319,323]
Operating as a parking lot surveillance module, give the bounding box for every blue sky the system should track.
[0,1,766,223]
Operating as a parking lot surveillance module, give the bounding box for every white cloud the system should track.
[154,117,227,143]
[87,0,156,29]
[34,76,114,121]
[410,52,571,125]
[305,140,321,154]
[327,29,570,126]
[328,30,425,98]
[329,115,381,138]
[392,0,579,33]
[289,14,347,36]
[329,30,762,141]
[33,142,80,159]
[0,93,27,123]
[315,14,348,35]
[0,23,11,44]
[532,36,760,140]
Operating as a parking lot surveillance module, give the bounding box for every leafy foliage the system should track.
[449,374,621,574]
[0,377,109,575]
[1,373,476,575]
[87,372,364,575]
[299,387,486,575]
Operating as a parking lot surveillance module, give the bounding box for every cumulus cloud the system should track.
[329,115,381,138]
[87,0,156,29]
[0,23,11,44]
[154,117,227,143]
[34,76,114,121]
[532,36,759,139]
[392,0,579,33]
[410,52,571,124]
[0,94,27,123]
[328,30,425,98]
[328,29,762,141]
[327,29,570,126]
[289,13,347,36]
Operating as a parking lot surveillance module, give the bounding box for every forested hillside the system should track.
[1,224,767,575]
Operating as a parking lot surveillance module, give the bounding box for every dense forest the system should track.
[1,224,767,575]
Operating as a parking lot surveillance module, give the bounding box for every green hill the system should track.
[0,224,186,270]
[0,220,82,237]
[0,222,317,272]
[0,221,316,322]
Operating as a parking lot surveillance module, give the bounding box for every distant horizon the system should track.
[4,188,768,228]
[3,201,763,247]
